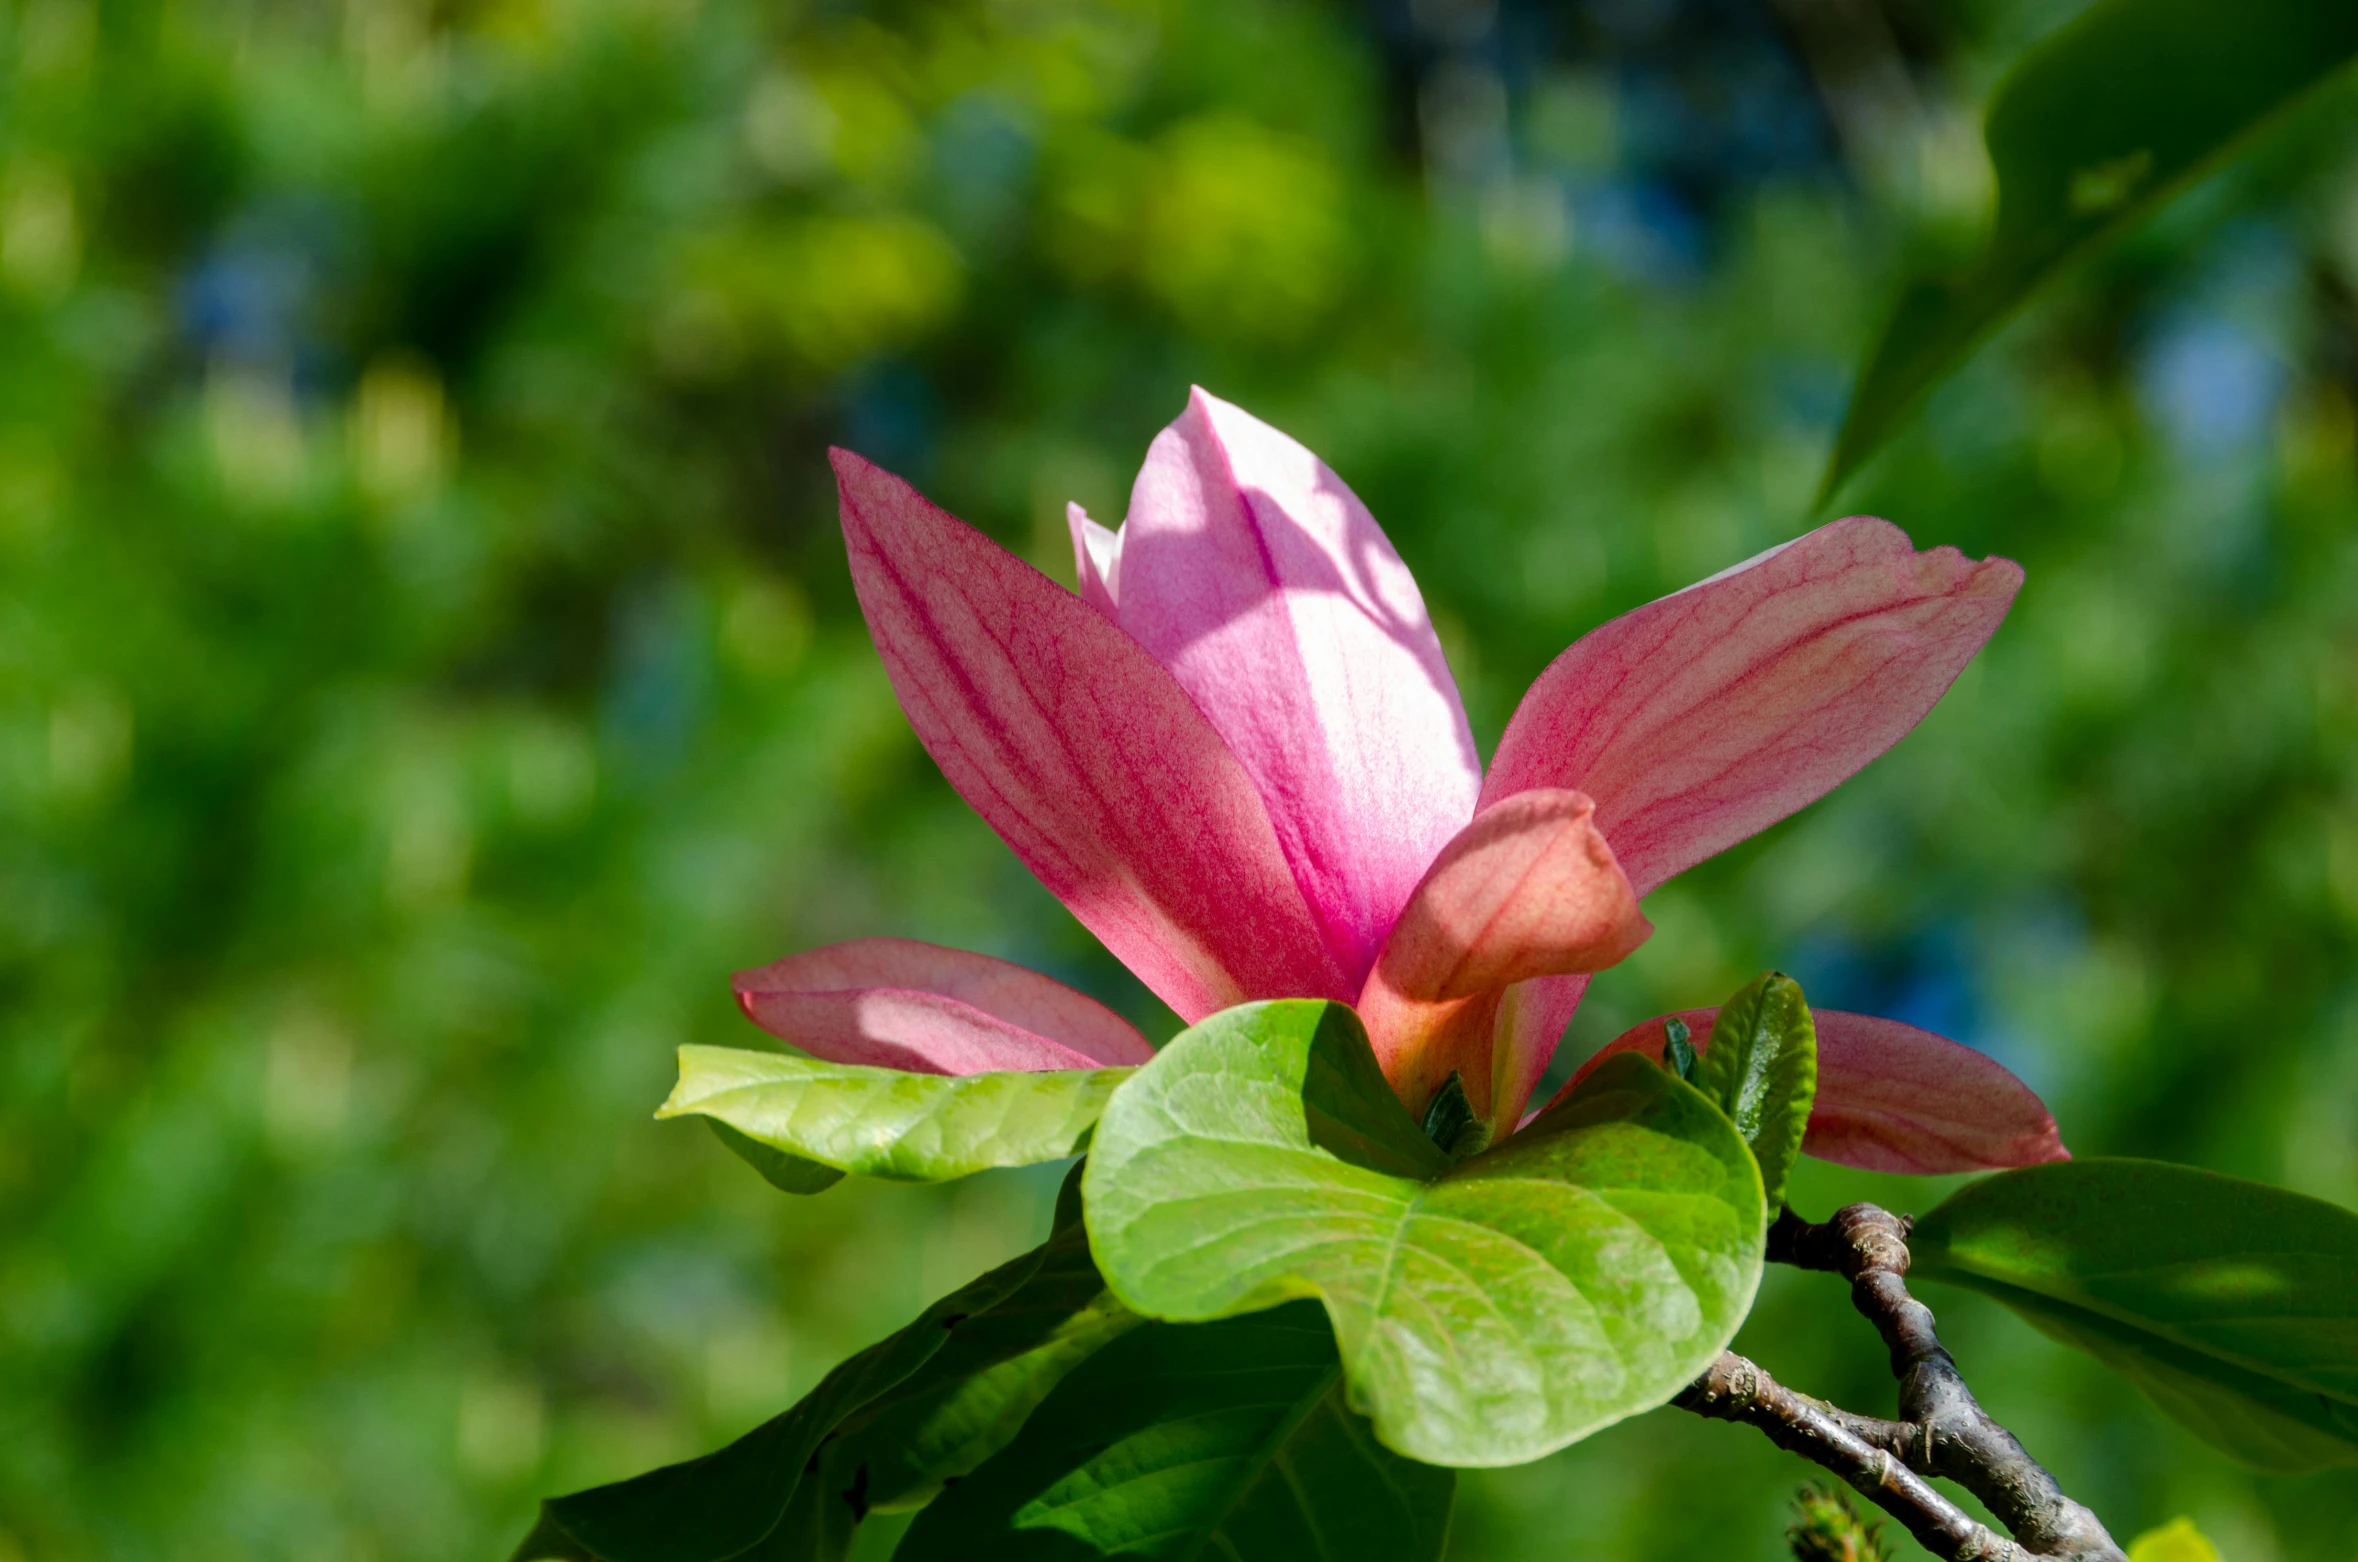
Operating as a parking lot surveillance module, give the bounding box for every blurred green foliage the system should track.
[3,0,2358,1558]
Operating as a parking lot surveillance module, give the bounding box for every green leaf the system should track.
[707,1119,846,1195]
[747,1465,858,1562]
[1822,0,2358,499]
[1911,1158,2358,1472]
[894,1302,1454,1562]
[1700,973,1817,1211]
[1787,1484,1892,1562]
[660,1044,1133,1184]
[511,1248,1042,1561]
[2128,1518,2222,1562]
[1081,999,1764,1467]
[516,1174,1134,1561]
[1661,1016,1699,1086]
[1418,1069,1487,1159]
[832,1223,1142,1513]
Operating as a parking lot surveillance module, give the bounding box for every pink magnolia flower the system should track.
[737,387,2065,1172]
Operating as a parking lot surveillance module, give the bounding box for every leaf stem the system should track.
[1673,1203,2125,1562]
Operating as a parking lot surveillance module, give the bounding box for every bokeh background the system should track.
[5,0,2358,1556]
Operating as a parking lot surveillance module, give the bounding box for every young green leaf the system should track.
[1082,1000,1764,1467]
[1661,1016,1700,1086]
[2127,1518,2221,1562]
[514,1176,1133,1561]
[1419,1069,1488,1159]
[1911,1158,2358,1473]
[895,1303,1454,1562]
[660,1044,1133,1185]
[1822,0,2358,500]
[1787,1483,1891,1562]
[1700,973,1817,1211]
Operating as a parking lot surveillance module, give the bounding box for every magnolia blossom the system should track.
[737,388,2064,1171]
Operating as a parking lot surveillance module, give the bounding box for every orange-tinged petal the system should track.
[1373,790,1650,1001]
[1358,792,1650,1121]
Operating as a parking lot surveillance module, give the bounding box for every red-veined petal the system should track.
[735,937,1155,1074]
[1549,1007,2068,1174]
[1483,516,2021,896]
[1106,388,1482,985]
[836,450,1351,1021]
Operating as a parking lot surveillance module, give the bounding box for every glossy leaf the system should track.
[1700,973,1817,1211]
[660,1044,1132,1184]
[832,1222,1142,1513]
[1661,1016,1699,1085]
[1824,0,2358,497]
[513,1242,1049,1561]
[895,1302,1454,1562]
[1561,1007,2064,1174]
[1419,1070,1485,1160]
[1082,1000,1764,1466]
[1911,1158,2358,1472]
[516,1178,1134,1561]
[754,1468,857,1562]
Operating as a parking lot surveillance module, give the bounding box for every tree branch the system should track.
[1676,1350,2032,1560]
[1676,1203,2126,1562]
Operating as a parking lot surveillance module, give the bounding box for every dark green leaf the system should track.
[660,1044,1132,1185]
[515,1175,1133,1561]
[1823,0,2358,499]
[1082,1000,1764,1466]
[742,1463,858,1562]
[1419,1069,1486,1159]
[1911,1158,2358,1472]
[1700,973,1817,1211]
[708,1120,846,1195]
[832,1223,1141,1512]
[894,1303,1454,1562]
[1662,1016,1699,1086]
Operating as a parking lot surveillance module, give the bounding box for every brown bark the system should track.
[1675,1204,2126,1562]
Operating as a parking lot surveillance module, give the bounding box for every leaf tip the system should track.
[653,1063,699,1121]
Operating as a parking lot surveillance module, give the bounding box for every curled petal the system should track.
[835,450,1352,1021]
[1483,517,2022,895]
[1553,1008,2069,1174]
[1355,981,1504,1124]
[1108,388,1482,985]
[1490,971,1590,1132]
[1375,790,1650,1001]
[1067,502,1122,619]
[735,938,1155,1075]
[1359,793,1645,1121]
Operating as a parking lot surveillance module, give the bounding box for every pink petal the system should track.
[1551,1008,2069,1174]
[835,450,1352,1022]
[1372,790,1650,1001]
[1490,971,1589,1132]
[1067,502,1122,618]
[1482,517,2022,896]
[1104,388,1481,986]
[735,938,1156,1073]
[1359,794,1646,1120]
